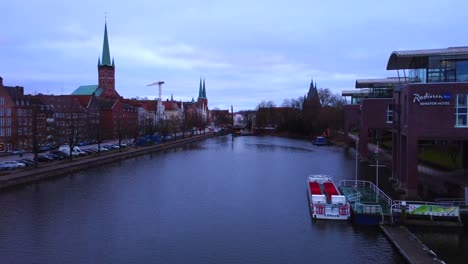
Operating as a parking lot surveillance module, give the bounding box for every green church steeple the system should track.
[100,22,112,67]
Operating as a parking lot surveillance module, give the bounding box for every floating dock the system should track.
[380,225,444,264]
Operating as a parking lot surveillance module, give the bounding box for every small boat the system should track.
[313,136,329,146]
[307,175,351,221]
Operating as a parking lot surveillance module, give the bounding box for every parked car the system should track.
[18,159,34,167]
[58,145,86,156]
[98,146,109,152]
[0,161,26,169]
[34,154,54,162]
[49,150,68,158]
[44,153,64,160]
[0,163,10,171]
[82,148,95,155]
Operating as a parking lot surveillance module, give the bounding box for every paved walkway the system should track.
[380,225,444,264]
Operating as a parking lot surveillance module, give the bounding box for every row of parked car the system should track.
[0,143,129,171]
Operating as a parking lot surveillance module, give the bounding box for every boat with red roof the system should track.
[307,174,351,221]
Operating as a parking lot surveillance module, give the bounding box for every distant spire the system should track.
[198,78,202,98]
[202,79,206,98]
[191,97,195,103]
[171,93,173,101]
[98,56,101,67]
[100,21,112,66]
[112,57,115,67]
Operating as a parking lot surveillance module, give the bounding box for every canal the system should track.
[0,136,405,263]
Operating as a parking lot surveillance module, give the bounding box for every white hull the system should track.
[307,175,350,221]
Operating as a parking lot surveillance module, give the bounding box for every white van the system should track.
[58,145,86,156]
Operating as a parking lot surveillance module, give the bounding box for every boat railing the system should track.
[340,180,392,208]
[346,192,361,203]
[354,203,383,223]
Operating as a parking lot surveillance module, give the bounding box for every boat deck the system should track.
[340,186,391,215]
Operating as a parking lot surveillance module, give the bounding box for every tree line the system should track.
[254,88,346,137]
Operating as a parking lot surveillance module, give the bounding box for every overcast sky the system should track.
[2,0,468,110]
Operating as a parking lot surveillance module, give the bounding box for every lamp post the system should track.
[369,141,385,203]
[355,136,359,187]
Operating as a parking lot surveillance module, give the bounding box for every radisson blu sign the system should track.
[412,92,451,106]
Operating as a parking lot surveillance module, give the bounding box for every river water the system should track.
[0,136,406,263]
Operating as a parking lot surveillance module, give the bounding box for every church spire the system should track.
[100,22,112,67]
[202,79,206,98]
[198,78,202,98]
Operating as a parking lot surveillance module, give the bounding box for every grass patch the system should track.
[419,148,461,170]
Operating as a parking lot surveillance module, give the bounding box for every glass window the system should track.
[0,118,3,126]
[0,128,4,136]
[455,94,468,127]
[386,104,393,123]
[0,98,4,105]
[6,128,11,136]
[6,108,11,116]
[6,118,11,126]
[456,60,468,82]
[0,108,3,116]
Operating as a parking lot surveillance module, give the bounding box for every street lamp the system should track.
[369,141,385,203]
[355,136,358,187]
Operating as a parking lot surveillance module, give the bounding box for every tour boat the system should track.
[307,175,351,221]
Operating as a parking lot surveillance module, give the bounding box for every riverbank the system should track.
[0,133,215,190]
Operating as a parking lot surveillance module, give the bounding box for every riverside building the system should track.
[387,47,468,197]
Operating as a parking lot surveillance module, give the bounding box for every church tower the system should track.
[98,22,118,98]
[197,78,208,107]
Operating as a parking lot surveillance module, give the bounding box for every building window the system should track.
[5,108,11,116]
[6,128,11,136]
[6,118,11,126]
[0,108,3,116]
[455,94,468,127]
[386,104,393,123]
[18,128,22,136]
[0,98,4,105]
[0,118,3,126]
[0,128,4,136]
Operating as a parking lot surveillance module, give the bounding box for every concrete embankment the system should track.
[0,133,215,190]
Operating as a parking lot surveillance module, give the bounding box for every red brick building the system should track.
[70,21,137,141]
[387,47,468,196]
[342,78,401,157]
[344,47,468,197]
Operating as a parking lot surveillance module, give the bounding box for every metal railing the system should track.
[340,180,393,209]
[347,192,361,203]
[354,203,383,214]
[353,203,384,223]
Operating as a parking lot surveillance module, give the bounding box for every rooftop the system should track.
[387,46,468,70]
